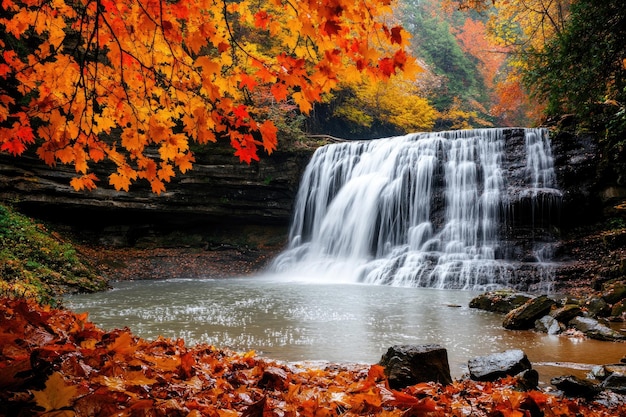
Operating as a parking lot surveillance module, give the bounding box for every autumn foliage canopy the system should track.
[0,0,415,193]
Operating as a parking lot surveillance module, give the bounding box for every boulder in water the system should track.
[600,364,626,394]
[469,291,532,314]
[516,369,540,391]
[467,349,532,382]
[568,316,625,341]
[502,295,556,330]
[535,315,563,335]
[550,304,582,323]
[379,344,452,389]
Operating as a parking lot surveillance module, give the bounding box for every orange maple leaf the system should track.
[109,172,131,192]
[174,152,195,173]
[258,120,277,154]
[32,372,78,413]
[239,73,257,91]
[70,173,99,191]
[270,83,289,102]
[151,178,166,194]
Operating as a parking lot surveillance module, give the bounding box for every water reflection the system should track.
[65,276,624,382]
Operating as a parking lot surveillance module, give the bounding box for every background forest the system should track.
[305,0,626,146]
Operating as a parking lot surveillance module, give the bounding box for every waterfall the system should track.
[271,128,562,291]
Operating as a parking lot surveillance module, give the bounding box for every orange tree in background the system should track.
[445,0,570,125]
[0,0,416,193]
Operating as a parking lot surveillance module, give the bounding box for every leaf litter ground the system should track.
[1,298,625,416]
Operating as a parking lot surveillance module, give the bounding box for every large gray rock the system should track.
[568,317,626,341]
[379,344,452,389]
[468,349,532,382]
[503,295,556,330]
[535,315,563,335]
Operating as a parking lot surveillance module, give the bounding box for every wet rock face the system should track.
[379,344,452,389]
[502,295,556,330]
[535,315,563,335]
[0,148,314,245]
[550,130,602,228]
[467,349,532,382]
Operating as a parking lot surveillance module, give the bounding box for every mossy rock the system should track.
[611,299,626,317]
[602,280,626,305]
[469,290,532,314]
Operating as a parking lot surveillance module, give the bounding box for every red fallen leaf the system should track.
[367,364,387,381]
[180,351,196,379]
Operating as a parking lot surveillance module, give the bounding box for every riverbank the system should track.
[75,244,282,282]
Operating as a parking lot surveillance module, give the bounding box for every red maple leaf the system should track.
[378,57,395,77]
[390,26,403,45]
[254,11,270,29]
[323,19,341,36]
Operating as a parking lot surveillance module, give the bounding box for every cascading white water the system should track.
[271,128,562,290]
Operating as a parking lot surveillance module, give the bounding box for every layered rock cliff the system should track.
[0,146,314,248]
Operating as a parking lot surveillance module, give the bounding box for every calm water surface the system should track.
[64,276,625,382]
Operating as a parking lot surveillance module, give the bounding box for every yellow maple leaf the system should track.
[31,372,78,412]
[292,91,312,114]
